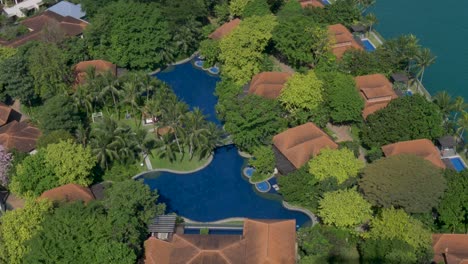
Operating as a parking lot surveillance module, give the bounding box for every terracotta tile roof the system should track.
[4,10,88,47]
[299,0,324,8]
[0,103,12,127]
[248,72,292,99]
[39,183,95,203]
[273,122,338,169]
[432,234,468,264]
[74,60,117,85]
[328,24,363,59]
[209,19,241,40]
[144,219,296,264]
[0,120,40,152]
[381,139,446,169]
[355,74,398,118]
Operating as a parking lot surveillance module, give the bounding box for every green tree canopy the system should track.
[279,71,324,114]
[242,0,271,17]
[249,145,275,182]
[309,148,364,184]
[437,169,468,233]
[359,154,446,213]
[219,14,278,85]
[224,95,287,152]
[27,42,70,99]
[199,39,220,67]
[361,95,444,147]
[318,188,372,228]
[24,202,136,264]
[45,140,96,186]
[319,71,364,123]
[0,199,52,264]
[86,1,172,69]
[358,238,432,264]
[0,53,36,105]
[36,130,74,149]
[366,208,432,252]
[229,0,250,17]
[38,95,83,133]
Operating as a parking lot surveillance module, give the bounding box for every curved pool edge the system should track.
[133,154,214,179]
[282,201,318,226]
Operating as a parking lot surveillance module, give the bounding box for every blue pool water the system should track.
[255,181,271,193]
[148,62,310,226]
[449,157,466,172]
[141,146,309,225]
[194,60,204,68]
[243,167,255,178]
[155,63,220,124]
[361,39,376,51]
[322,0,331,5]
[184,228,243,235]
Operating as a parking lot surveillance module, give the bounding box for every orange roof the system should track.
[355,74,397,118]
[209,19,241,40]
[0,103,12,127]
[144,219,296,264]
[432,234,468,264]
[74,60,117,85]
[248,72,292,99]
[328,24,363,59]
[40,183,95,203]
[299,0,324,8]
[0,121,41,152]
[273,122,338,169]
[5,11,88,48]
[381,139,446,169]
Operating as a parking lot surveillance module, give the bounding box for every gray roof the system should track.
[391,72,409,83]
[148,215,176,233]
[438,136,457,148]
[48,1,86,20]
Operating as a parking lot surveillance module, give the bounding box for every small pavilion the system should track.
[247,72,292,99]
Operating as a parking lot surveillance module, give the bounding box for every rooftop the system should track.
[39,183,95,203]
[74,60,117,85]
[148,215,177,234]
[0,120,40,152]
[273,122,338,169]
[299,0,324,8]
[47,1,86,20]
[248,72,292,99]
[328,24,363,59]
[381,139,446,169]
[144,219,296,264]
[355,74,398,118]
[432,234,468,264]
[208,19,241,40]
[3,10,88,47]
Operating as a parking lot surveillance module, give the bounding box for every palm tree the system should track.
[160,101,189,155]
[414,48,436,93]
[452,96,468,121]
[72,85,94,116]
[433,91,452,118]
[364,13,378,34]
[120,74,145,124]
[456,111,468,141]
[99,71,121,114]
[155,133,177,162]
[183,108,209,159]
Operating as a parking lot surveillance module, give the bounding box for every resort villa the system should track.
[381,139,446,169]
[0,9,88,47]
[73,60,118,85]
[273,122,338,174]
[355,73,398,118]
[208,18,241,40]
[247,72,292,99]
[432,234,468,264]
[144,219,296,264]
[39,183,96,203]
[328,24,363,59]
[1,0,44,18]
[299,0,324,8]
[0,120,40,153]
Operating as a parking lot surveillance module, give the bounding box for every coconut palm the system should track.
[160,101,189,154]
[414,48,436,93]
[120,73,145,124]
[183,108,210,159]
[452,96,468,121]
[364,13,378,34]
[155,133,177,162]
[99,71,121,114]
[456,111,468,140]
[433,91,453,118]
[72,84,94,116]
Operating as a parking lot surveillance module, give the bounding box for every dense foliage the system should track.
[318,188,372,228]
[361,95,444,147]
[437,170,468,233]
[279,71,324,114]
[309,148,364,184]
[359,154,446,213]
[249,145,275,182]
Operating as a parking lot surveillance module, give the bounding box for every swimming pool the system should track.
[322,0,331,5]
[147,62,311,226]
[243,167,255,178]
[361,38,376,51]
[449,157,466,172]
[194,60,204,68]
[255,181,271,193]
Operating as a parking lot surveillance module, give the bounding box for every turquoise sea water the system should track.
[371,0,468,98]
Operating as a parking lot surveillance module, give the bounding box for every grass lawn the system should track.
[149,149,211,172]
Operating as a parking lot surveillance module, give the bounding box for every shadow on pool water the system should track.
[142,61,311,226]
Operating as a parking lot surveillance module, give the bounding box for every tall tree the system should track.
[359,154,446,213]
[279,71,324,114]
[364,13,378,33]
[437,170,468,233]
[219,14,278,85]
[0,54,36,105]
[38,95,83,133]
[414,48,436,93]
[309,148,364,184]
